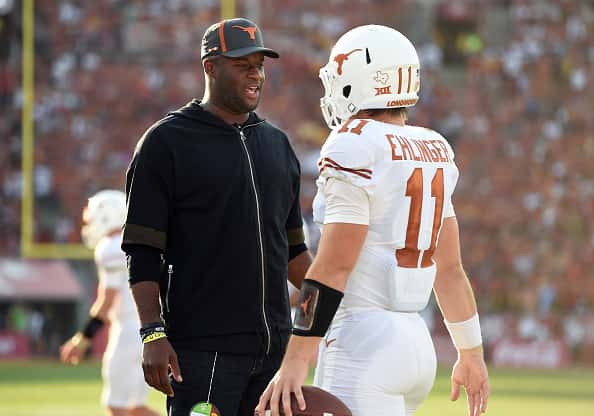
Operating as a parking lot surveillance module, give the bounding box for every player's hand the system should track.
[60,334,89,365]
[450,346,489,416]
[255,355,309,416]
[142,337,182,397]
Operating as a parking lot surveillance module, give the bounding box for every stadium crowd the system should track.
[1,0,593,364]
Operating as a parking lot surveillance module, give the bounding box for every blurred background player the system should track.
[60,190,159,416]
[257,25,489,416]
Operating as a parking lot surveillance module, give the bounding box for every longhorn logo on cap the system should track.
[232,25,257,40]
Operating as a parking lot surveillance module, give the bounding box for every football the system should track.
[265,386,351,416]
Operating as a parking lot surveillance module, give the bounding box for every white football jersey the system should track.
[94,234,138,325]
[313,118,459,313]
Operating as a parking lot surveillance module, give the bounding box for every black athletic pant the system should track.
[167,332,287,416]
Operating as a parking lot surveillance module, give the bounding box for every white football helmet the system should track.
[319,25,420,129]
[81,190,127,249]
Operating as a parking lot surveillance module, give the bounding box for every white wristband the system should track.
[444,313,483,350]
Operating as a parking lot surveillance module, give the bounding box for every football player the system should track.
[257,25,489,416]
[60,190,159,416]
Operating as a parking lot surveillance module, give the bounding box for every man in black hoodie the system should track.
[122,18,312,416]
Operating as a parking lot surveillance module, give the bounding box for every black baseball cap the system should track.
[201,18,279,60]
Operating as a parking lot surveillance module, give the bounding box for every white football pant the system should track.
[101,320,149,408]
[314,308,436,416]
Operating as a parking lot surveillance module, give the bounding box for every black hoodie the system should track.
[122,100,305,354]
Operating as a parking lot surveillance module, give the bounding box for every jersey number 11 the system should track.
[396,168,444,268]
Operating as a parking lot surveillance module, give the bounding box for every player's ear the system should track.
[203,58,217,77]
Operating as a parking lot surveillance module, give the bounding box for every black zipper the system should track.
[237,121,271,354]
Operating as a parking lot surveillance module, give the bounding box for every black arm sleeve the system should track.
[286,157,307,260]
[126,244,163,285]
[289,243,307,260]
[122,125,174,252]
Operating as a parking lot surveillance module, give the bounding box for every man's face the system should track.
[211,52,266,114]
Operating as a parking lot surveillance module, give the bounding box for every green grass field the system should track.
[1,360,593,415]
